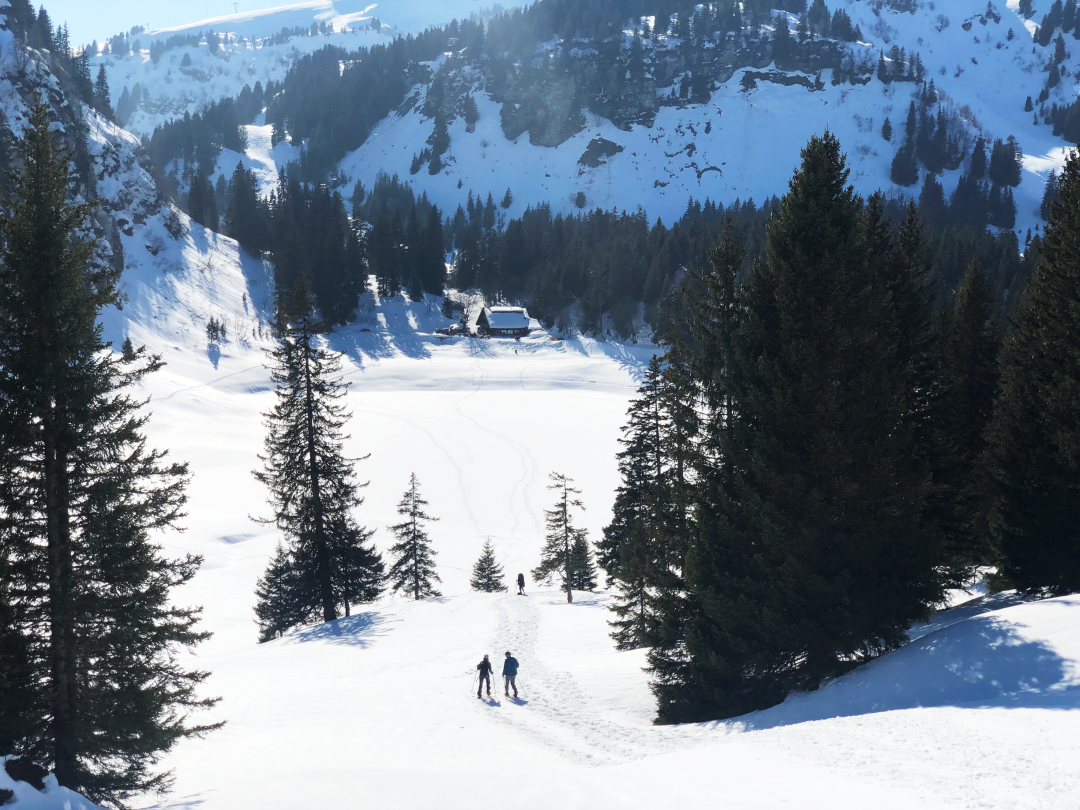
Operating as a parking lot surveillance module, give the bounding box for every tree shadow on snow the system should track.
[724,612,1077,733]
[287,611,392,648]
[144,792,209,810]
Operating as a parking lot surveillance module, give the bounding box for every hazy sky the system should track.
[45,0,303,45]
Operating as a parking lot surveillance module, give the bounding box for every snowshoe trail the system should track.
[480,592,701,767]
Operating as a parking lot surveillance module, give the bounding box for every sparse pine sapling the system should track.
[532,473,587,603]
[388,473,441,599]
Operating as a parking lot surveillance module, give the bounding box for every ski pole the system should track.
[471,671,477,696]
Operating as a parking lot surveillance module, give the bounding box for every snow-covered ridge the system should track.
[93,0,530,137]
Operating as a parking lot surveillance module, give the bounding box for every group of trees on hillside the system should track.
[249,293,606,629]
[599,133,1079,722]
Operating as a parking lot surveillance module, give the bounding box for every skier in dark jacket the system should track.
[503,651,519,697]
[517,573,526,595]
[476,654,494,698]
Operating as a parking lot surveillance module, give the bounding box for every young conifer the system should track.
[470,538,507,592]
[568,534,598,591]
[388,473,441,599]
[983,148,1080,596]
[254,276,381,636]
[532,473,588,603]
[0,95,217,804]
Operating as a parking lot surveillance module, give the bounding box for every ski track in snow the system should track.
[482,593,697,767]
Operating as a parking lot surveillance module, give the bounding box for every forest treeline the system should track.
[209,158,1036,338]
[597,133,1079,722]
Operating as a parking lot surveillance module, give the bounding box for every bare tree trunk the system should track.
[302,324,336,622]
[43,406,77,787]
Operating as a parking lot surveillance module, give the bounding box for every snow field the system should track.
[92,233,1078,810]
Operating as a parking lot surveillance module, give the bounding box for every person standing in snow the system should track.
[503,651,520,698]
[477,654,494,698]
[517,573,526,595]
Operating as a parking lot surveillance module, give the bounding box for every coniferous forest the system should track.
[599,133,1079,722]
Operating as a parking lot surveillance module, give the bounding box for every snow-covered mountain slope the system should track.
[0,14,261,356]
[138,0,527,44]
[338,0,1070,233]
[138,565,1079,809]
[93,0,527,138]
[98,0,1074,235]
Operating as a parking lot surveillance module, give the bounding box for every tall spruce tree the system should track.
[670,133,941,722]
[982,148,1080,596]
[938,260,999,581]
[0,96,218,804]
[387,473,441,599]
[601,357,666,649]
[470,538,507,592]
[253,277,381,636]
[532,473,589,603]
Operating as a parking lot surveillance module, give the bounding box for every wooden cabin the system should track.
[476,306,531,337]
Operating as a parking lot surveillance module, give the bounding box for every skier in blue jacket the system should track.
[503,651,520,698]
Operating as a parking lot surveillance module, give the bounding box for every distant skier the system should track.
[517,573,526,595]
[503,651,520,698]
[476,654,494,698]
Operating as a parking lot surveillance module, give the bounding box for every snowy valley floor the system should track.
[89,271,1080,810]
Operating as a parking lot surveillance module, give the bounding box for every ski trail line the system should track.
[476,593,703,766]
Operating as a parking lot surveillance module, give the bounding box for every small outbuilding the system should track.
[476,306,531,337]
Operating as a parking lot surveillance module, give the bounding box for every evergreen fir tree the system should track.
[890,141,918,186]
[532,473,588,603]
[601,357,665,649]
[0,96,217,804]
[937,260,999,582]
[470,538,507,592]
[93,64,113,120]
[568,533,598,591]
[253,277,381,632]
[982,148,1080,595]
[387,473,441,599]
[225,162,267,253]
[254,545,304,641]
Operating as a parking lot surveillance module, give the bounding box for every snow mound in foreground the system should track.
[0,758,102,810]
[738,595,1080,731]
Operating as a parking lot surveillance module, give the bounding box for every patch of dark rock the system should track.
[577,137,624,167]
